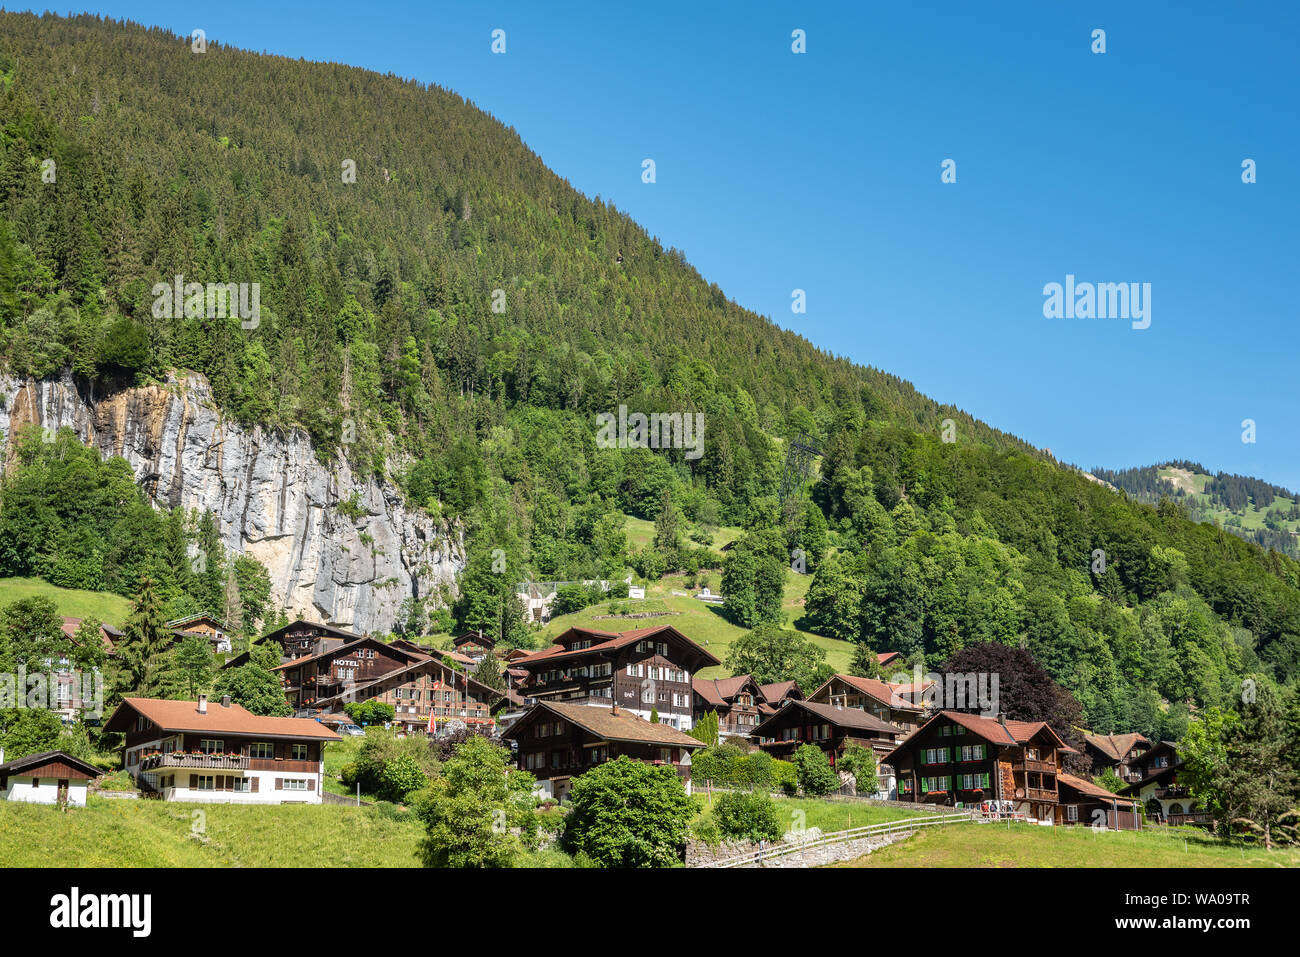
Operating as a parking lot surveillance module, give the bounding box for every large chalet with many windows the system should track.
[272,635,430,711]
[807,674,930,733]
[310,655,502,735]
[884,710,1076,821]
[502,700,707,802]
[104,695,340,803]
[510,625,719,731]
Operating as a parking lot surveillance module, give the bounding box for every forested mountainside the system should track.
[1093,461,1300,560]
[1,13,1299,736]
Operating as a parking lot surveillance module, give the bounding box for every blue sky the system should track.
[28,1,1300,489]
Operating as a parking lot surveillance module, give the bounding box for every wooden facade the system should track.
[885,711,1076,821]
[272,636,425,711]
[511,625,719,731]
[806,674,929,733]
[313,656,501,734]
[1082,732,1151,785]
[502,700,706,802]
[1119,741,1209,826]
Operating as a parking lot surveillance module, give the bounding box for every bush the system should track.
[562,757,693,867]
[794,744,840,796]
[378,754,428,802]
[713,791,782,844]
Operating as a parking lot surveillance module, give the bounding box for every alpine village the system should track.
[1,13,1298,870]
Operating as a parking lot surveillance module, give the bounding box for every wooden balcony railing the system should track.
[1018,759,1056,774]
[142,753,249,771]
[1024,787,1057,802]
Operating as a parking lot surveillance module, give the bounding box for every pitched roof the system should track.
[270,635,427,672]
[105,697,341,741]
[758,680,800,703]
[502,700,707,749]
[313,655,502,710]
[513,625,720,668]
[61,617,118,654]
[0,749,101,778]
[692,674,758,707]
[884,711,1076,766]
[1057,772,1139,803]
[259,620,363,644]
[812,673,928,710]
[751,699,902,738]
[1083,732,1150,761]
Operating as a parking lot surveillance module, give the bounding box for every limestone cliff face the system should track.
[0,371,464,633]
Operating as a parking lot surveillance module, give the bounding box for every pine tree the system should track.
[117,575,173,698]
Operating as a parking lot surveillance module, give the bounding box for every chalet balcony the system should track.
[1154,786,1190,800]
[1164,812,1211,827]
[141,753,249,771]
[1017,759,1056,774]
[1023,787,1057,802]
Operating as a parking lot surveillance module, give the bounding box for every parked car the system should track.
[338,724,365,736]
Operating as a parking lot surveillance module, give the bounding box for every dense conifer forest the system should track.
[2,13,1299,738]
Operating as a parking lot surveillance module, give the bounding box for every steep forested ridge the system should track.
[1,14,1298,733]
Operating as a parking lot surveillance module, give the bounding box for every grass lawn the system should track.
[539,569,853,680]
[0,797,425,867]
[837,819,1300,868]
[0,576,131,625]
[622,514,743,553]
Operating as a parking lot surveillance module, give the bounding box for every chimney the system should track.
[0,746,5,765]
[197,694,207,715]
[998,712,1007,727]
[221,695,232,709]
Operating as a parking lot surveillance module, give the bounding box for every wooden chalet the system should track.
[502,700,706,802]
[104,695,340,804]
[751,699,903,796]
[166,613,234,653]
[1118,741,1208,826]
[692,675,803,738]
[272,635,429,711]
[509,625,719,731]
[450,630,496,662]
[806,673,930,732]
[884,710,1077,821]
[222,619,363,669]
[1082,731,1151,785]
[60,617,122,657]
[311,655,502,735]
[1056,772,1142,830]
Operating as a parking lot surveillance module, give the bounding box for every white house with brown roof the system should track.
[104,695,340,804]
[0,749,100,807]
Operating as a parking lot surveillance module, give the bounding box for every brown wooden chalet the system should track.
[1056,772,1142,830]
[222,619,363,670]
[1118,741,1208,826]
[510,625,719,731]
[502,699,706,802]
[693,675,803,738]
[807,673,930,732]
[751,698,903,778]
[272,635,429,711]
[60,616,122,657]
[884,710,1076,821]
[450,630,496,662]
[311,655,502,734]
[1082,731,1151,785]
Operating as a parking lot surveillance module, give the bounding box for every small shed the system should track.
[0,750,101,807]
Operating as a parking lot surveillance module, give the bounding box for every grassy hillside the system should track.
[0,576,130,624]
[0,798,424,867]
[838,820,1300,868]
[538,568,855,680]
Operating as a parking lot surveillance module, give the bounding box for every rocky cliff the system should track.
[0,371,464,633]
